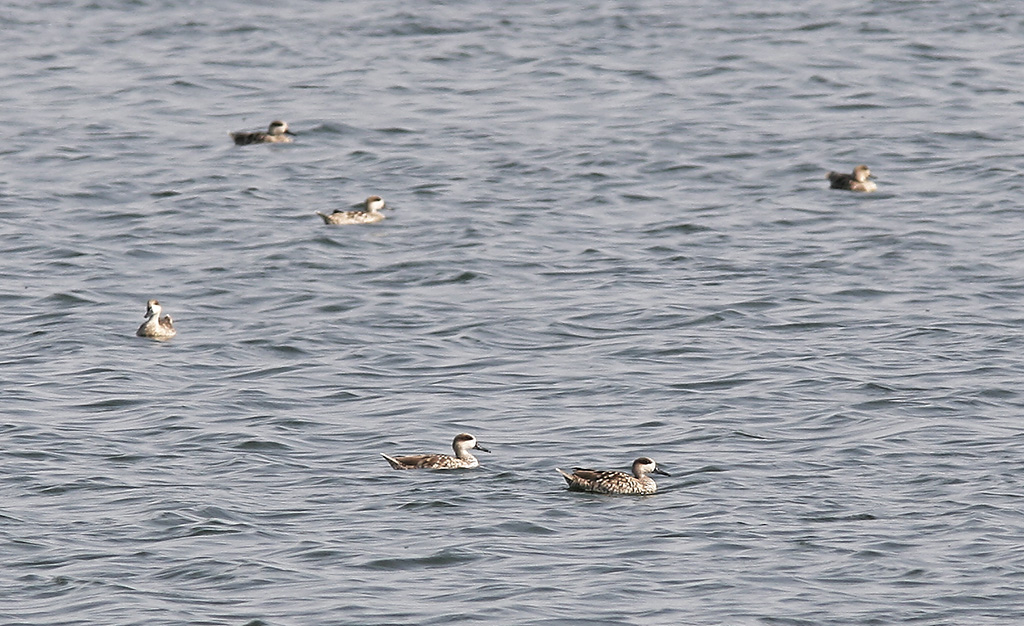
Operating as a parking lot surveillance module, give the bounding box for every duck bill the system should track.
[654,468,670,476]
[475,444,491,453]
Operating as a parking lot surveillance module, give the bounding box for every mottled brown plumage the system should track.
[136,299,176,340]
[382,433,489,470]
[826,165,877,192]
[557,457,669,495]
[230,120,294,145]
[317,196,387,225]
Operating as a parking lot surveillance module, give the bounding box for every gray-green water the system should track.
[3,1,1024,624]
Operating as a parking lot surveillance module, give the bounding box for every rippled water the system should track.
[3,0,1024,624]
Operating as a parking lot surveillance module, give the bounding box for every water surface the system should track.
[3,1,1024,624]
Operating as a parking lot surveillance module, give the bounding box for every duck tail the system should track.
[555,467,574,484]
[381,453,404,470]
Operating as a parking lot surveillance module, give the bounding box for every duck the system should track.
[826,165,877,192]
[316,196,387,225]
[136,299,176,340]
[381,433,489,470]
[230,120,295,145]
[556,457,669,495]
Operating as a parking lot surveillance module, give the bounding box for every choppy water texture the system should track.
[3,0,1024,624]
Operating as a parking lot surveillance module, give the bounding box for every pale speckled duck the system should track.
[557,457,669,495]
[136,299,176,340]
[316,196,387,225]
[230,120,295,145]
[381,433,489,470]
[826,165,877,192]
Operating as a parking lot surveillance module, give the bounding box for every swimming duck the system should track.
[316,196,386,225]
[557,457,669,495]
[136,299,176,340]
[230,120,295,145]
[826,165,877,192]
[381,433,489,470]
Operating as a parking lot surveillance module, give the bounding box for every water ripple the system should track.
[3,0,1024,624]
